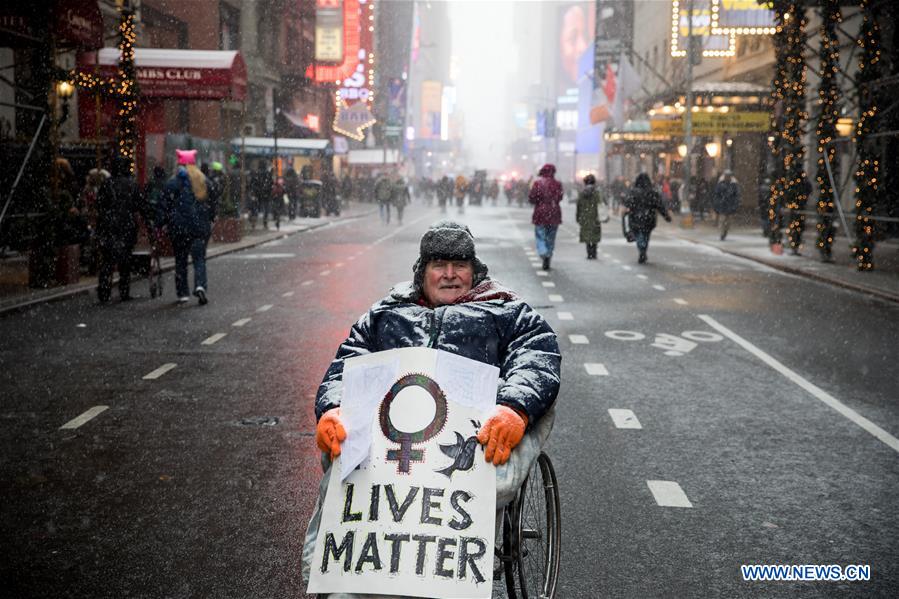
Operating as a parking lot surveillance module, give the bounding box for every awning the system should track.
[348,149,401,165]
[231,137,332,157]
[0,1,103,49]
[79,49,247,101]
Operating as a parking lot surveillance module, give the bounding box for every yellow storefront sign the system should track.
[650,112,769,136]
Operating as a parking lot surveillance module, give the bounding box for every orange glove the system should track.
[477,405,528,466]
[315,407,347,460]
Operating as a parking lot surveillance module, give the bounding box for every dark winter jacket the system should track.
[712,179,741,215]
[315,279,561,427]
[529,164,563,226]
[96,175,144,255]
[624,179,669,232]
[163,168,215,241]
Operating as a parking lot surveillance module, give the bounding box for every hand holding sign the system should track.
[316,407,347,459]
[477,405,527,466]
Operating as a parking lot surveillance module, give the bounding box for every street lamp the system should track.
[56,81,75,99]
[705,142,720,158]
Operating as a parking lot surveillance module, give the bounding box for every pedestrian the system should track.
[269,176,284,230]
[321,170,340,216]
[712,170,741,241]
[303,220,561,583]
[249,161,271,230]
[454,174,468,214]
[528,163,563,270]
[78,167,110,273]
[576,174,608,259]
[624,172,671,264]
[297,165,323,218]
[437,175,452,213]
[284,167,299,220]
[374,172,393,224]
[95,156,146,303]
[163,149,216,305]
[392,173,410,225]
[757,175,772,238]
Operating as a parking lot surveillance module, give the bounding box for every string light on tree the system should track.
[814,0,841,261]
[782,1,809,255]
[851,0,881,271]
[765,0,790,247]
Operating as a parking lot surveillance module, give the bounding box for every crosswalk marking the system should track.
[60,405,109,430]
[548,294,564,303]
[257,304,273,312]
[647,480,693,508]
[143,363,177,380]
[232,318,251,327]
[608,409,642,429]
[584,363,608,376]
[557,312,573,321]
[201,333,227,346]
[568,334,589,344]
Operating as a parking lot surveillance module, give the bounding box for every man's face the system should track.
[423,259,474,306]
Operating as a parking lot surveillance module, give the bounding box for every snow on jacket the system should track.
[529,164,563,226]
[315,278,561,427]
[624,185,668,232]
[712,179,741,214]
[163,167,216,241]
[576,184,605,244]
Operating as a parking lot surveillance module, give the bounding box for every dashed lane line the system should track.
[536,271,549,277]
[584,363,609,376]
[653,284,666,291]
[699,314,899,454]
[647,480,693,508]
[60,406,109,430]
[542,282,556,287]
[548,294,564,303]
[636,274,648,280]
[143,363,177,380]
[302,280,313,286]
[282,291,295,297]
[257,304,273,312]
[320,270,331,276]
[201,333,227,346]
[622,265,632,271]
[557,312,573,321]
[569,334,589,344]
[613,259,622,264]
[336,262,344,268]
[608,409,642,429]
[674,298,688,305]
[232,318,252,327]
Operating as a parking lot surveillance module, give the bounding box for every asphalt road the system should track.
[1,201,897,598]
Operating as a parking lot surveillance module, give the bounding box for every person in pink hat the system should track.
[162,149,217,305]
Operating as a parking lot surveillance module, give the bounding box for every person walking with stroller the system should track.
[163,149,216,305]
[576,174,608,259]
[529,164,563,270]
[624,173,671,264]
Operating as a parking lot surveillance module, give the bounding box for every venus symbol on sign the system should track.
[379,374,448,474]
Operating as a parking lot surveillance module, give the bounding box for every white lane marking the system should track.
[636,274,648,280]
[605,330,645,341]
[569,334,589,344]
[647,480,693,508]
[674,298,688,305]
[557,312,573,321]
[372,213,431,245]
[348,255,356,261]
[542,282,556,287]
[257,304,273,312]
[613,259,622,264]
[584,363,609,376]
[653,284,666,291]
[698,314,899,454]
[336,262,344,267]
[201,333,227,346]
[536,271,549,277]
[320,270,331,276]
[302,280,314,286]
[609,409,642,429]
[60,405,109,430]
[622,265,632,271]
[681,331,723,342]
[282,291,295,297]
[143,363,177,380]
[232,318,251,327]
[548,294,564,302]
[76,323,87,328]
[229,253,296,259]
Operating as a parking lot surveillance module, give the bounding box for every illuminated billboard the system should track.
[711,0,776,35]
[670,0,735,58]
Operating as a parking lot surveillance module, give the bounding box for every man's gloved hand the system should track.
[477,405,528,466]
[315,407,347,460]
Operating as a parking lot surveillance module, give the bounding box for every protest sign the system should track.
[307,348,499,599]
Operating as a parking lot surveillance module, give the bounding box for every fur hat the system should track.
[176,149,197,166]
[412,221,489,292]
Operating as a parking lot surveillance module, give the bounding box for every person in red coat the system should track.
[528,163,563,270]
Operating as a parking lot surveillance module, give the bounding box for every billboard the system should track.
[420,80,443,140]
[711,0,776,35]
[670,0,736,59]
[557,2,595,96]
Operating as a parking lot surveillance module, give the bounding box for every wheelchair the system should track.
[494,452,561,599]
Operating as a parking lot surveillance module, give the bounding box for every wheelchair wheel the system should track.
[505,452,561,599]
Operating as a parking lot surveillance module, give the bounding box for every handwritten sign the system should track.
[307,348,499,599]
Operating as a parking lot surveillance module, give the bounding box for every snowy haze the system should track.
[448,1,538,171]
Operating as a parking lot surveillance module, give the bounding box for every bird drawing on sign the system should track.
[436,420,482,479]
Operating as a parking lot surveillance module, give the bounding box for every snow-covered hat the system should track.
[412,220,489,292]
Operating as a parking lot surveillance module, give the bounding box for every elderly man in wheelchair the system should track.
[303,221,562,598]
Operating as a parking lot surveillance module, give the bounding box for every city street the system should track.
[2,202,897,598]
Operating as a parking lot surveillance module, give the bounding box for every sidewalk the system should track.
[0,202,377,314]
[670,219,899,304]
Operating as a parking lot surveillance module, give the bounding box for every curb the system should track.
[0,208,377,316]
[676,235,899,305]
